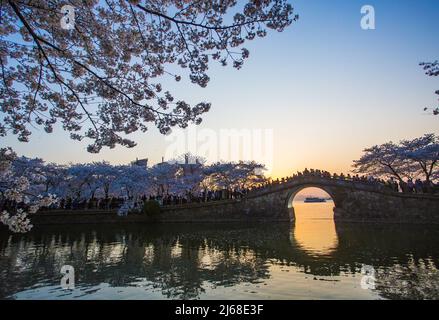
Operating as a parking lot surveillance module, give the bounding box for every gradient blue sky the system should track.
[3,0,439,178]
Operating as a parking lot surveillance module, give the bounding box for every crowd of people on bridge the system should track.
[265,168,439,194]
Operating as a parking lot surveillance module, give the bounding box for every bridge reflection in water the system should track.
[1,214,439,299]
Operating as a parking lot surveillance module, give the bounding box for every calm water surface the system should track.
[1,202,439,300]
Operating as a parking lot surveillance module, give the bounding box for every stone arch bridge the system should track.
[162,175,439,224]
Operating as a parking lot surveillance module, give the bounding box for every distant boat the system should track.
[304,197,326,203]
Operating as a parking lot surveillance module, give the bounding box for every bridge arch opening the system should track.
[287,186,336,209]
[288,187,338,256]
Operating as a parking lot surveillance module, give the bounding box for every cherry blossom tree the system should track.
[353,142,413,182]
[203,160,266,190]
[0,148,56,232]
[149,161,180,195]
[203,162,236,190]
[420,60,439,115]
[173,169,204,196]
[64,163,96,199]
[113,164,150,198]
[166,153,205,195]
[1,0,297,152]
[353,134,439,182]
[400,134,439,182]
[232,160,266,188]
[113,164,151,214]
[89,161,119,199]
[40,162,67,194]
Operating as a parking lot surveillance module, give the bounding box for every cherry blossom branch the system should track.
[8,0,100,134]
[10,1,186,122]
[136,3,273,31]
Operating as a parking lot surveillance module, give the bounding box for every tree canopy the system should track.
[353,134,439,182]
[0,0,297,152]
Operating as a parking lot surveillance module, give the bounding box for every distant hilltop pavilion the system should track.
[131,158,148,168]
[131,156,169,168]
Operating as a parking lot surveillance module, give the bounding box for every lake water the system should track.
[1,202,439,300]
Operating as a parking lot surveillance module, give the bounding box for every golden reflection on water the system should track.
[292,201,338,256]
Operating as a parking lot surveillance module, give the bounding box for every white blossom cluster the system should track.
[0,148,57,233]
[0,0,297,152]
[0,209,33,233]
